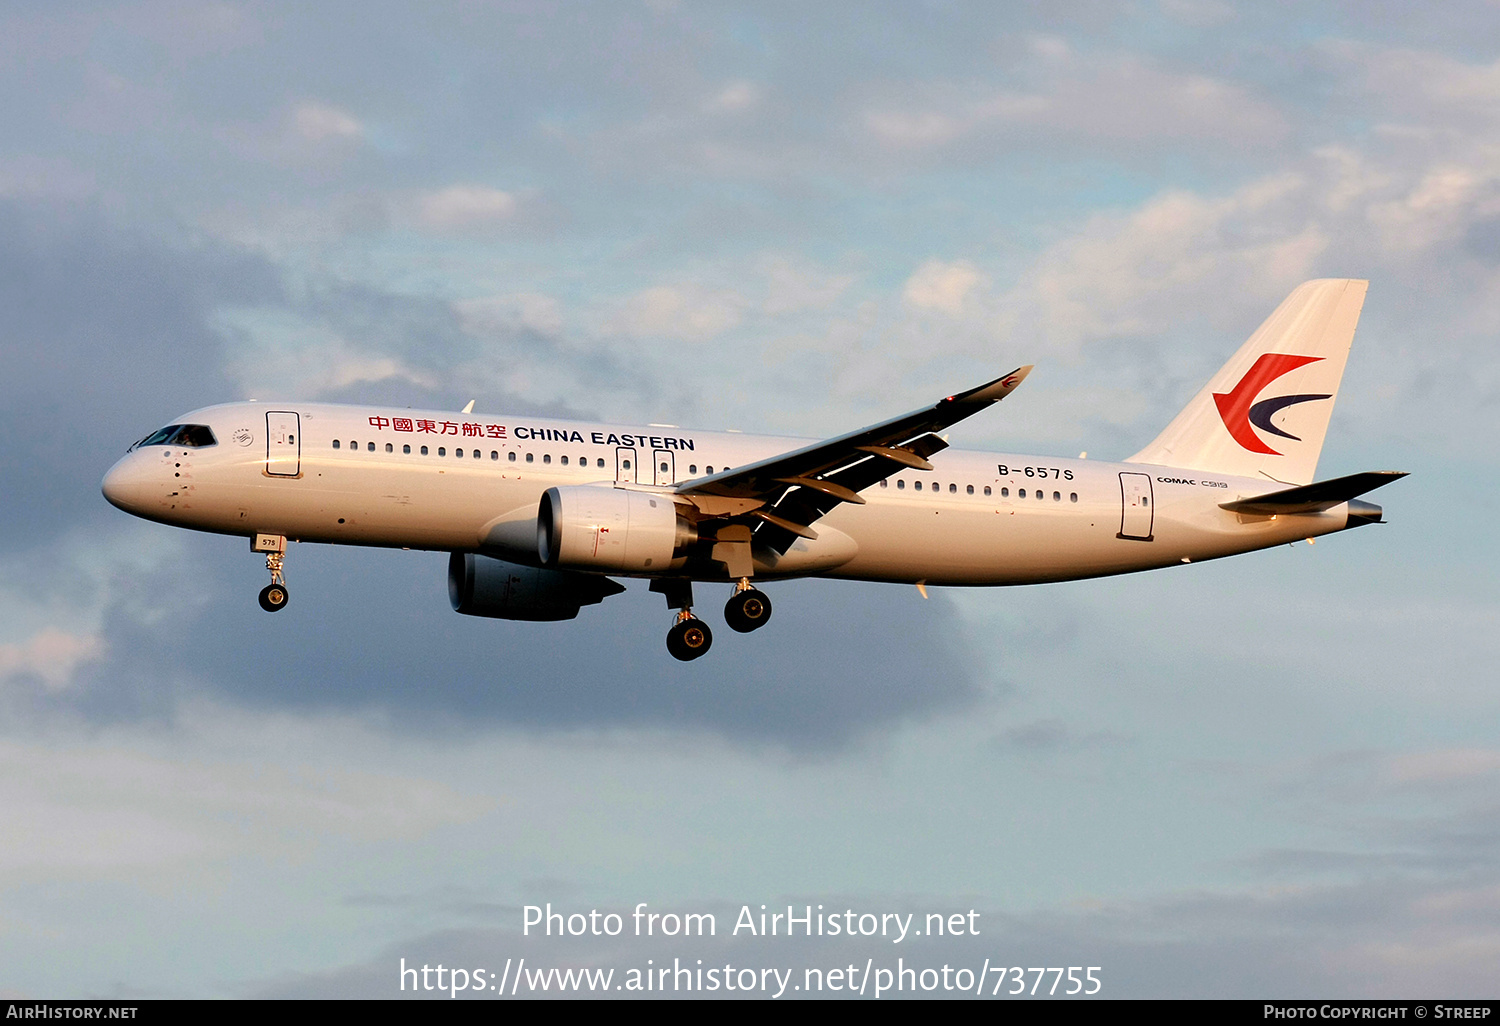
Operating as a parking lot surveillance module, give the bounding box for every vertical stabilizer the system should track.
[1126,279,1367,485]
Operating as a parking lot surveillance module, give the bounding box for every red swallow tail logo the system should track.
[1212,353,1330,455]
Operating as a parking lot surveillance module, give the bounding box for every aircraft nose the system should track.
[101,455,157,514]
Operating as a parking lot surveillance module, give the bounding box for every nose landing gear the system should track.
[253,534,289,613]
[724,579,772,633]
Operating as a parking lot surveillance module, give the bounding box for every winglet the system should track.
[946,365,1032,406]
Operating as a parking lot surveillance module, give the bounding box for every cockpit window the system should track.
[131,424,217,450]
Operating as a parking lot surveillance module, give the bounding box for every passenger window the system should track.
[491,451,498,460]
[623,459,631,470]
[1053,491,1060,501]
[543,454,551,464]
[706,466,714,474]
[1070,492,1078,502]
[983,486,991,496]
[508,452,517,462]
[596,458,605,468]
[660,462,668,473]
[1019,488,1026,498]
[689,465,697,474]
[1036,490,1044,500]
[385,443,392,453]
[403,445,411,454]
[914,481,923,491]
[472,449,480,458]
[950,483,957,494]
[438,447,446,456]
[421,445,429,455]
[367,442,375,452]
[526,453,534,463]
[897,479,906,490]
[332,439,340,449]
[880,480,888,487]
[1142,496,1149,506]
[561,456,569,466]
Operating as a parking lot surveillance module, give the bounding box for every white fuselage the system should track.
[102,400,1353,586]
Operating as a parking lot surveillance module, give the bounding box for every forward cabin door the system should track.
[266,411,301,477]
[1118,472,1154,541]
[615,447,639,484]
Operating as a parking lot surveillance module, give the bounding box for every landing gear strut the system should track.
[652,579,712,661]
[724,578,772,633]
[253,534,289,612]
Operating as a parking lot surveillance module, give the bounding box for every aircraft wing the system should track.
[675,366,1032,550]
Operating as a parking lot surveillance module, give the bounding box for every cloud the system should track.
[606,284,747,342]
[0,730,490,876]
[0,198,275,545]
[1388,749,1500,784]
[704,80,761,113]
[902,258,986,316]
[0,628,105,691]
[761,256,857,316]
[79,541,981,751]
[291,101,363,142]
[861,51,1289,156]
[455,293,565,339]
[414,185,519,231]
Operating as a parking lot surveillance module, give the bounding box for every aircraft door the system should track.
[266,412,301,477]
[1118,472,1154,541]
[653,449,675,486]
[615,447,639,484]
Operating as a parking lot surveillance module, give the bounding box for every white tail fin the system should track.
[1126,279,1368,485]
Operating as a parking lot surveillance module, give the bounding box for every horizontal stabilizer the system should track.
[1219,471,1407,515]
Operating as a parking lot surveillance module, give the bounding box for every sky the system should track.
[2,0,1498,999]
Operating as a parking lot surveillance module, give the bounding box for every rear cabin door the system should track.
[266,411,301,477]
[1118,472,1154,540]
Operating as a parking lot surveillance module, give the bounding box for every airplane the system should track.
[102,278,1403,660]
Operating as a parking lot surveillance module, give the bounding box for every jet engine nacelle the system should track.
[448,552,625,621]
[538,485,698,573]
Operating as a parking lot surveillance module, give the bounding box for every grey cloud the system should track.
[252,871,1500,998]
[73,535,981,751]
[988,718,1128,754]
[0,198,278,545]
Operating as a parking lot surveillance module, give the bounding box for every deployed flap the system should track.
[1127,279,1368,485]
[677,366,1031,550]
[1219,470,1406,515]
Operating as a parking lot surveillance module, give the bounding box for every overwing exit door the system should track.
[266,412,301,477]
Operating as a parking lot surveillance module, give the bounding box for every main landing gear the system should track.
[667,613,713,661]
[253,534,289,612]
[724,579,772,633]
[653,578,774,660]
[652,579,711,661]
